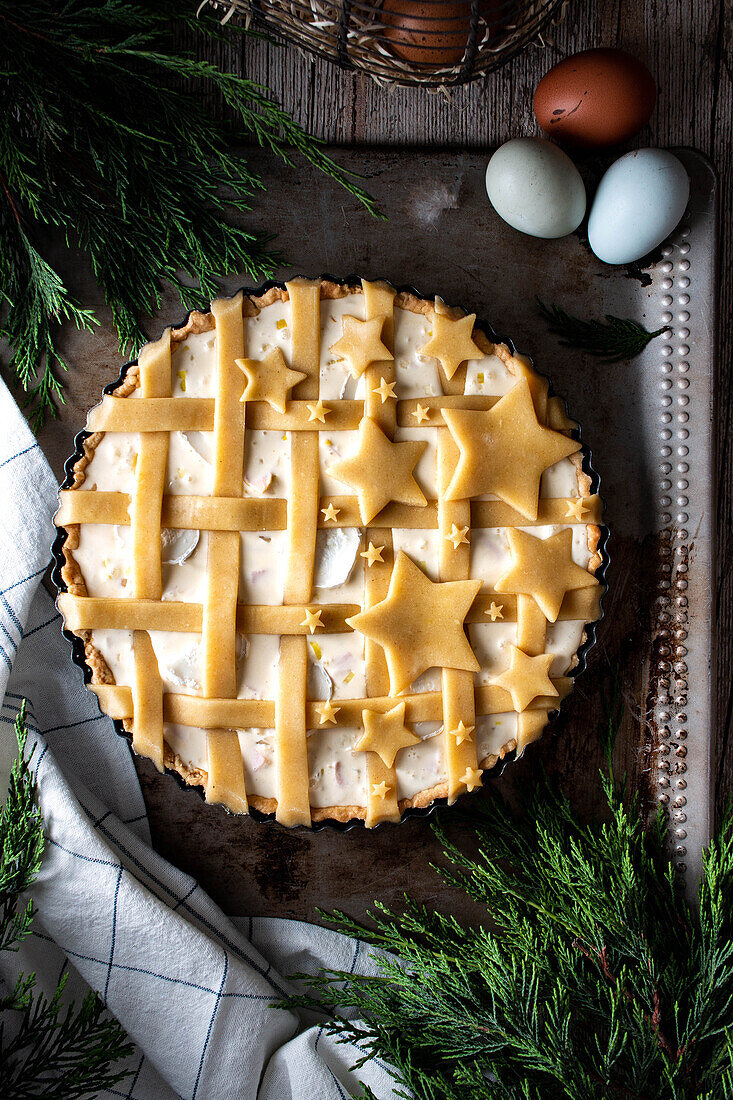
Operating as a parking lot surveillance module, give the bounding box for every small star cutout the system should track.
[330,315,394,379]
[565,498,589,521]
[445,523,470,550]
[371,781,391,800]
[492,646,559,712]
[306,399,330,424]
[373,378,397,404]
[316,700,340,726]
[346,551,481,694]
[485,601,504,622]
[300,608,324,634]
[360,542,385,567]
[442,378,580,520]
[449,720,474,746]
[460,766,483,792]
[412,403,431,424]
[321,503,340,524]
[417,309,483,380]
[495,527,599,623]
[328,416,427,524]
[236,347,307,413]
[355,701,420,768]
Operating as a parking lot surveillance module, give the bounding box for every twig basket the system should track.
[214,0,566,88]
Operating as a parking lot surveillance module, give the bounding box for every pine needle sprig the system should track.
[285,697,733,1099]
[536,298,667,363]
[0,703,135,1097]
[0,0,381,431]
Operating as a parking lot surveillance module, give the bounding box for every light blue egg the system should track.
[485,138,586,240]
[588,149,690,265]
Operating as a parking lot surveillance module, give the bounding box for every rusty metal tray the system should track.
[40,146,717,911]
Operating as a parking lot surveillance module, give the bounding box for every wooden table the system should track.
[37,0,733,919]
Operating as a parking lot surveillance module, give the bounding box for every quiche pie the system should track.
[55,277,605,828]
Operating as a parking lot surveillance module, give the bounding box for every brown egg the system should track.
[381,0,501,68]
[533,48,657,148]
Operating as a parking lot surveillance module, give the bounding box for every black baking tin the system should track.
[50,274,609,833]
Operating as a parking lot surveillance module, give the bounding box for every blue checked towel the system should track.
[0,375,401,1100]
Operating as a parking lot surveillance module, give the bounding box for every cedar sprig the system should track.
[0,0,380,431]
[285,692,733,1099]
[0,703,135,1097]
[537,297,667,363]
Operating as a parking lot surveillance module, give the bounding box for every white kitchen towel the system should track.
[0,375,401,1100]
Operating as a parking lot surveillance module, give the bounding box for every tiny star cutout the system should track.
[300,608,324,634]
[445,523,470,550]
[356,702,420,768]
[316,700,340,726]
[360,542,385,567]
[450,720,474,746]
[321,503,340,524]
[443,378,581,520]
[417,308,483,380]
[346,551,481,694]
[373,378,397,404]
[565,498,589,521]
[328,416,427,524]
[485,601,504,622]
[492,646,559,712]
[460,767,483,792]
[330,315,394,379]
[306,399,330,424]
[236,347,307,413]
[371,781,391,800]
[412,403,431,424]
[496,527,599,623]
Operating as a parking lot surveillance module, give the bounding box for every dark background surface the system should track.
[33,0,732,920]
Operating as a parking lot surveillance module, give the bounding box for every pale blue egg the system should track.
[588,149,690,265]
[485,137,586,240]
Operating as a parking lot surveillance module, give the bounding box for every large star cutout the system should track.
[346,551,481,694]
[442,378,580,519]
[355,702,420,768]
[495,527,599,623]
[330,315,393,379]
[328,417,427,524]
[417,310,483,380]
[491,646,558,712]
[236,347,306,413]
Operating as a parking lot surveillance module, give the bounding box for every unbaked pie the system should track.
[55,277,605,827]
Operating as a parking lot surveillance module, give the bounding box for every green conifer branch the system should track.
[536,298,667,363]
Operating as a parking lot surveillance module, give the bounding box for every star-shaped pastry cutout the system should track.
[316,700,340,726]
[442,378,580,519]
[449,720,474,746]
[417,310,483,380]
[565,498,589,521]
[412,403,431,424]
[328,417,427,524]
[445,523,470,549]
[330,315,394,380]
[485,601,504,622]
[495,527,599,623]
[346,551,481,694]
[236,347,307,413]
[360,541,385,567]
[460,766,483,792]
[373,378,397,404]
[306,399,331,424]
[321,503,340,524]
[371,781,391,800]
[301,608,324,634]
[355,702,420,768]
[491,646,558,712]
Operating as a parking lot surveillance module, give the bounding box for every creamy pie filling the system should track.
[63,288,601,817]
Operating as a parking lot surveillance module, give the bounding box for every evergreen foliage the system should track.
[537,298,666,363]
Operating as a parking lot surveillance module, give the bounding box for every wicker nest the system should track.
[215,0,567,88]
